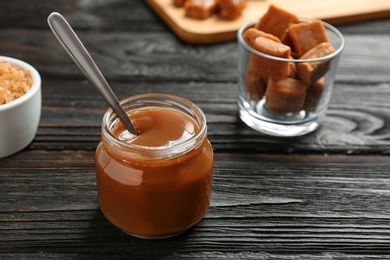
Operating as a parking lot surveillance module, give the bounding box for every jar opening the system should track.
[101,93,207,160]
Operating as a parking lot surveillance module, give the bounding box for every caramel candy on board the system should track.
[304,77,325,112]
[265,78,308,113]
[289,20,330,57]
[184,0,219,19]
[297,42,335,85]
[245,68,266,101]
[243,28,281,47]
[173,0,188,7]
[251,36,291,80]
[255,4,299,41]
[219,0,247,20]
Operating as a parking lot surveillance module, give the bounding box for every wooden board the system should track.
[147,0,390,44]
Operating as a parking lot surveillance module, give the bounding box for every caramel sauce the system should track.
[95,106,213,238]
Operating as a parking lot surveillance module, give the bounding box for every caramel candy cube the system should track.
[289,56,297,78]
[251,36,291,79]
[184,0,219,20]
[289,20,330,57]
[265,78,308,113]
[288,64,297,78]
[256,4,299,41]
[243,28,281,47]
[245,68,266,101]
[297,42,335,85]
[304,77,325,112]
[173,0,187,7]
[219,0,247,20]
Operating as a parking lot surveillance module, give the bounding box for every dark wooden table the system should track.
[2,1,390,259]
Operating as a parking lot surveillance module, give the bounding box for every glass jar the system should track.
[237,18,345,137]
[95,93,214,239]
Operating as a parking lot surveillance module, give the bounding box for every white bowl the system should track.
[0,56,41,158]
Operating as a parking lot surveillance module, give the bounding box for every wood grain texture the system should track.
[1,0,390,258]
[2,153,390,258]
[27,77,390,154]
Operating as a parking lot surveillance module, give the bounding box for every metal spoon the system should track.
[47,12,139,135]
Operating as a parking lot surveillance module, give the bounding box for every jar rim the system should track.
[101,93,207,159]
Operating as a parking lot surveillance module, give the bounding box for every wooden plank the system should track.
[1,153,390,257]
[1,30,387,84]
[28,74,390,154]
[146,0,390,43]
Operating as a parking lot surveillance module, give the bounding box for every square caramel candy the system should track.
[251,36,291,80]
[173,0,187,7]
[304,77,325,112]
[265,77,308,113]
[255,4,299,41]
[297,42,335,85]
[184,0,219,19]
[288,20,330,57]
[289,56,297,78]
[219,0,247,20]
[243,28,281,47]
[245,67,266,101]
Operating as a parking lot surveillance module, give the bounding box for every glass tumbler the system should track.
[237,18,345,137]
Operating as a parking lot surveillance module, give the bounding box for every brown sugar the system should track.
[219,0,247,20]
[297,42,335,85]
[0,62,33,105]
[251,36,291,79]
[255,4,299,41]
[288,20,330,57]
[265,77,308,113]
[184,0,219,19]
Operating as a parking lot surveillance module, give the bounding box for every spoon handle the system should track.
[47,12,138,135]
